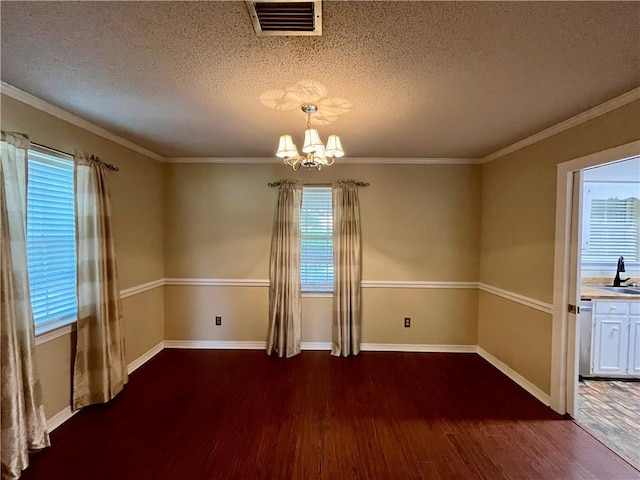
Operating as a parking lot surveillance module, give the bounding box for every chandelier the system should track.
[276,104,344,171]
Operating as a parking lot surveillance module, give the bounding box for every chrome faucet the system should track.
[613,256,630,287]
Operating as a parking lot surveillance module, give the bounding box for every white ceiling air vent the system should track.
[246,0,322,36]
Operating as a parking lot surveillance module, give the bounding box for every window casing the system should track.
[26,146,78,334]
[300,186,333,293]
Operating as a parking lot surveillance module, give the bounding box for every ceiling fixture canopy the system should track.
[276,104,344,171]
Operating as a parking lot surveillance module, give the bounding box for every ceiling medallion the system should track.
[276,104,344,171]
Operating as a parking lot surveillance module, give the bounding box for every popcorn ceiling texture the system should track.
[1,1,638,158]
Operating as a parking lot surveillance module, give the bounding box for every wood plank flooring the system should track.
[22,350,639,480]
[576,379,640,469]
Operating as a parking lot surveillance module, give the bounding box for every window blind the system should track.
[26,148,78,328]
[582,197,640,263]
[301,186,333,292]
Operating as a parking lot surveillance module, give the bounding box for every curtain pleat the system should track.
[1,132,50,480]
[72,155,127,410]
[266,181,302,358]
[331,181,362,357]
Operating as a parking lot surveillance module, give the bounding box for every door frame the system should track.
[550,140,640,414]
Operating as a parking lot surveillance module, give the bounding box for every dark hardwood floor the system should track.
[23,350,639,480]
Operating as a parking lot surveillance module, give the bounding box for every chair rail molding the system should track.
[478,283,553,315]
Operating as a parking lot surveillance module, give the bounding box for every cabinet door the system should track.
[592,316,629,375]
[629,315,640,377]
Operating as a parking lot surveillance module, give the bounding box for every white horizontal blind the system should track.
[301,186,333,292]
[582,197,640,263]
[26,147,78,328]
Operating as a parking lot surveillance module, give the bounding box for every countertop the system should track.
[581,285,640,300]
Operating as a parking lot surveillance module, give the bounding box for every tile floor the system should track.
[576,379,640,469]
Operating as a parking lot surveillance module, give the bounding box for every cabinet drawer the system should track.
[594,301,629,315]
[631,302,640,315]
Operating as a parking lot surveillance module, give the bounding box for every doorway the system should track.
[573,158,640,467]
[550,141,640,467]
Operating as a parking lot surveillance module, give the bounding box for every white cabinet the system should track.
[629,302,640,376]
[591,300,639,377]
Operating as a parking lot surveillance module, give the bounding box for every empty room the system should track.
[1,1,639,479]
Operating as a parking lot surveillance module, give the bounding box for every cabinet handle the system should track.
[610,306,616,310]
[612,327,619,331]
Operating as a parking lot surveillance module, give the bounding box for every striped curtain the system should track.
[331,180,362,357]
[266,181,302,358]
[1,132,50,480]
[72,154,127,410]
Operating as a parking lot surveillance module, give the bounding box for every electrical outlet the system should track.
[215,315,222,326]
[404,317,411,328]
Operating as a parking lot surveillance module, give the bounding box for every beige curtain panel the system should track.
[331,180,363,357]
[1,132,50,480]
[266,181,302,358]
[72,154,128,410]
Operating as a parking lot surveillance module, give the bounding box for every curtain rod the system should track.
[30,142,119,172]
[268,180,369,187]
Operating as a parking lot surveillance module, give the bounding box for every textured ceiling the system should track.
[1,1,639,159]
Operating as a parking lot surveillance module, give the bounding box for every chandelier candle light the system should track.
[276,104,344,171]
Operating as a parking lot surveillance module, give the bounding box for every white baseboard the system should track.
[361,343,477,353]
[301,342,332,350]
[163,340,477,354]
[46,406,78,432]
[127,341,165,374]
[46,340,166,433]
[164,340,266,349]
[477,346,550,406]
[45,341,550,434]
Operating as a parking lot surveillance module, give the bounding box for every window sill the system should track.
[35,317,77,346]
[302,292,333,298]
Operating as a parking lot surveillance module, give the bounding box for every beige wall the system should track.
[1,94,165,417]
[477,292,552,391]
[479,100,640,393]
[7,89,637,415]
[164,163,482,345]
[165,288,479,346]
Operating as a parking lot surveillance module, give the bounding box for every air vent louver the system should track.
[246,1,322,36]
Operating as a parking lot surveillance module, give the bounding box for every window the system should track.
[582,196,640,264]
[26,146,77,334]
[301,186,333,293]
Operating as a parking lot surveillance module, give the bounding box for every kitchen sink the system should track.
[595,286,640,295]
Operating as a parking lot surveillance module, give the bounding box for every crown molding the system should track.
[481,87,640,164]
[343,157,481,165]
[167,157,278,164]
[7,79,634,167]
[165,156,481,165]
[0,81,165,163]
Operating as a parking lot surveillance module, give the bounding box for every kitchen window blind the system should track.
[582,197,640,263]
